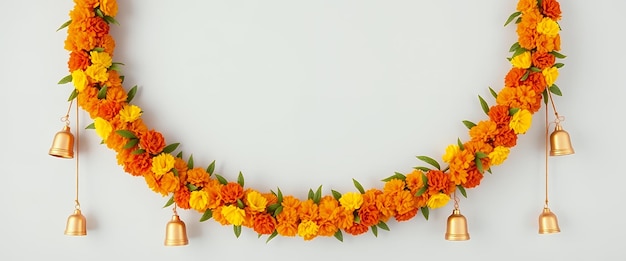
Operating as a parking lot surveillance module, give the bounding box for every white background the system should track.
[1,0,624,260]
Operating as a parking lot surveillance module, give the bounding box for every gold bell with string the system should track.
[64,208,87,236]
[164,212,188,246]
[445,208,470,241]
[549,122,574,156]
[538,207,560,234]
[49,125,74,159]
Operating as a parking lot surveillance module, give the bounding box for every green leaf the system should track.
[266,231,278,243]
[489,87,498,99]
[371,225,378,237]
[486,168,493,174]
[475,157,484,174]
[67,89,78,101]
[162,143,180,154]
[554,63,565,68]
[509,108,520,116]
[421,207,429,220]
[115,130,137,139]
[109,63,121,72]
[132,149,146,155]
[512,47,528,59]
[276,187,284,203]
[475,151,488,159]
[104,15,119,25]
[478,95,489,115]
[549,85,562,96]
[123,138,139,150]
[414,186,427,197]
[314,185,322,204]
[186,183,198,191]
[457,138,465,150]
[207,160,216,175]
[504,11,521,27]
[58,74,72,84]
[462,120,476,129]
[187,154,194,169]
[97,86,108,99]
[416,155,441,170]
[237,199,245,209]
[331,190,342,200]
[176,151,183,158]
[92,47,105,52]
[199,209,213,222]
[273,205,283,216]
[520,70,530,81]
[550,51,567,59]
[162,196,175,208]
[267,203,281,213]
[172,168,179,177]
[381,172,406,182]
[215,174,228,185]
[457,185,467,198]
[234,225,242,238]
[95,8,104,18]
[126,85,138,103]
[530,66,542,72]
[509,42,520,53]
[377,221,390,231]
[120,75,125,83]
[352,178,365,194]
[85,122,95,129]
[308,189,314,200]
[354,214,361,224]
[56,19,72,31]
[543,89,549,105]
[237,172,245,187]
[334,230,344,242]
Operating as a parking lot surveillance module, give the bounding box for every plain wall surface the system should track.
[1,0,624,260]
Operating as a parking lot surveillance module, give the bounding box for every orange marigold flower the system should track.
[174,186,191,209]
[464,168,484,188]
[536,34,557,53]
[276,206,298,223]
[160,172,179,194]
[276,222,298,237]
[98,34,116,56]
[345,223,368,236]
[105,86,127,104]
[186,167,210,188]
[84,17,110,38]
[516,0,537,13]
[298,199,319,221]
[504,68,526,88]
[464,140,493,155]
[220,182,244,204]
[77,0,100,8]
[316,219,338,237]
[318,196,339,220]
[262,192,278,206]
[334,207,355,230]
[97,100,122,121]
[99,0,119,17]
[493,126,518,148]
[415,193,429,209]
[394,190,417,215]
[105,130,126,152]
[532,52,556,70]
[394,207,418,222]
[205,181,223,209]
[496,85,542,113]
[526,72,548,94]
[124,151,152,177]
[383,178,405,193]
[542,0,562,20]
[469,120,498,144]
[488,105,511,127]
[212,206,229,226]
[252,213,276,235]
[358,204,380,227]
[377,192,397,219]
[405,169,425,194]
[69,4,95,21]
[281,196,301,209]
[448,150,474,185]
[139,129,166,155]
[68,51,91,71]
[173,157,188,180]
[427,170,453,195]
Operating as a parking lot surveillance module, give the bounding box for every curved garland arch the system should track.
[58,0,565,241]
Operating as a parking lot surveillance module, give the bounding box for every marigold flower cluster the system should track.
[59,0,563,241]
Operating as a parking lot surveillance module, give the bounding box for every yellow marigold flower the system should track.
[245,190,268,212]
[119,104,142,123]
[71,69,88,92]
[489,146,511,166]
[536,17,560,38]
[151,153,175,177]
[339,192,364,211]
[511,51,532,69]
[189,190,209,212]
[99,0,119,17]
[297,220,319,241]
[90,50,112,68]
[221,205,245,226]
[85,64,109,83]
[94,117,112,140]
[542,67,559,87]
[442,144,460,163]
[509,109,533,134]
[426,193,450,209]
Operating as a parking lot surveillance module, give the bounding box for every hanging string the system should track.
[75,103,81,209]
[544,97,550,208]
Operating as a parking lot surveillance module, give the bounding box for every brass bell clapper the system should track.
[445,192,470,241]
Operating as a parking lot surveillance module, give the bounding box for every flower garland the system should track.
[58,0,564,241]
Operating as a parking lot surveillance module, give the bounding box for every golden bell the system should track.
[49,125,74,159]
[549,123,574,156]
[445,208,470,241]
[538,207,560,234]
[64,209,87,236]
[164,214,188,246]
